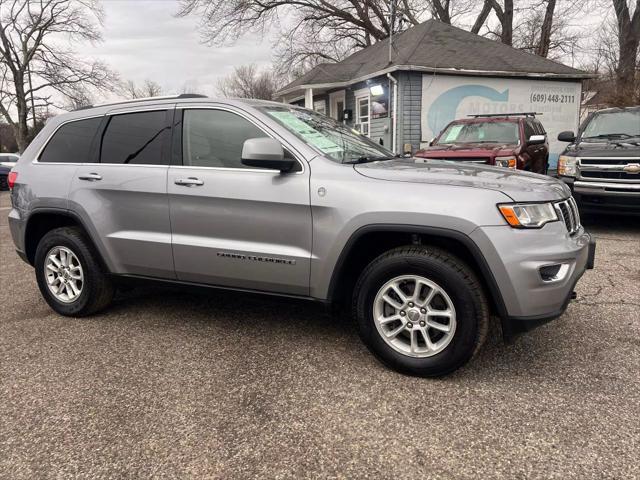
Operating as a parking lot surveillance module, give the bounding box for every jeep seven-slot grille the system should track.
[555,197,581,235]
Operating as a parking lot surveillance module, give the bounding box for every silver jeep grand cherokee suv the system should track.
[7,95,595,377]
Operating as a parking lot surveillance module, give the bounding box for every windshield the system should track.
[258,106,394,163]
[581,110,640,139]
[0,154,18,162]
[436,121,520,145]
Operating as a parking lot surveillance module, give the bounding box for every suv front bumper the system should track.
[470,222,595,339]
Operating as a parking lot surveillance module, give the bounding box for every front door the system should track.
[168,106,312,295]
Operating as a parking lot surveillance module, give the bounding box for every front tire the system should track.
[353,246,489,377]
[35,227,114,316]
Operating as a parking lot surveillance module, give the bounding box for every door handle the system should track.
[78,173,102,181]
[175,177,204,187]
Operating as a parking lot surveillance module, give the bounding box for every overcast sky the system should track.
[81,0,274,100]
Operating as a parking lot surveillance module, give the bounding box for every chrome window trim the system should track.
[176,104,306,175]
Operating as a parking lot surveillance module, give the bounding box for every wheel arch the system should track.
[326,224,509,323]
[23,209,110,272]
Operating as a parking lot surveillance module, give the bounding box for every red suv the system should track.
[416,113,549,174]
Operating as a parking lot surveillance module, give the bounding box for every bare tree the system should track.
[0,121,18,152]
[612,0,640,101]
[180,0,503,77]
[217,64,281,100]
[512,0,584,60]
[429,0,492,28]
[122,79,164,99]
[487,0,514,45]
[471,1,493,34]
[536,0,556,57]
[179,0,431,77]
[0,0,117,152]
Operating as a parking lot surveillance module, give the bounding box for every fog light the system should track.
[539,263,569,282]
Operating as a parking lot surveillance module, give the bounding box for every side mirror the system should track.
[241,138,294,172]
[428,137,435,146]
[557,131,576,143]
[528,134,546,145]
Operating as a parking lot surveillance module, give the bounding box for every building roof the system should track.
[276,19,592,97]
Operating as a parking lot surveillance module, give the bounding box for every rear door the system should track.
[68,107,175,279]
[167,105,312,295]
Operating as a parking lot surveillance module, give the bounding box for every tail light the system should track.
[7,171,17,190]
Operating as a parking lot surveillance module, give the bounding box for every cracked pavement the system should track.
[1,191,639,479]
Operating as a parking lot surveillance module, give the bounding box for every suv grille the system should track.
[581,171,639,180]
[578,157,640,183]
[555,197,581,235]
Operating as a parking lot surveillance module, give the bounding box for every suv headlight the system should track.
[558,155,577,176]
[498,202,558,228]
[495,156,517,168]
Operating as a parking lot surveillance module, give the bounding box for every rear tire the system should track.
[35,227,114,316]
[353,245,489,377]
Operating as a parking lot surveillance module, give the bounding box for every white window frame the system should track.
[354,87,371,137]
[329,90,346,121]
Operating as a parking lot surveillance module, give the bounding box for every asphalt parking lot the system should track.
[1,190,639,479]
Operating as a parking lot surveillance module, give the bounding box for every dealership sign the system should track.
[421,75,582,167]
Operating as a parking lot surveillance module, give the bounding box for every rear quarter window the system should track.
[39,117,102,163]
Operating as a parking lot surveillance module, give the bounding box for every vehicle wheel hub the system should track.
[373,275,457,358]
[44,246,84,304]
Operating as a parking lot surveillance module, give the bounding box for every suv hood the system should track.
[420,142,517,155]
[354,158,569,202]
[565,139,640,157]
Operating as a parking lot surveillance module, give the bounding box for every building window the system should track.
[313,100,326,115]
[355,94,370,136]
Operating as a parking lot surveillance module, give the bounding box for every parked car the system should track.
[0,164,11,191]
[416,113,549,173]
[0,153,19,190]
[557,106,640,214]
[0,153,20,168]
[7,95,594,377]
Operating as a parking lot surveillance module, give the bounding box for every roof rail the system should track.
[468,112,542,118]
[73,93,208,111]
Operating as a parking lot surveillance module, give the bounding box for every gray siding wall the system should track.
[397,72,422,154]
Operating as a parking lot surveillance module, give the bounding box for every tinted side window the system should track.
[523,120,536,140]
[100,110,169,165]
[182,109,268,169]
[39,117,102,163]
[534,120,546,135]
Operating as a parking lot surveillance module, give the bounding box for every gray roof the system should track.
[277,20,591,96]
